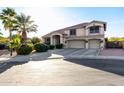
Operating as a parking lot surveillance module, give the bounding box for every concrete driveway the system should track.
[0,48,100,63]
[50,48,99,59]
[0,59,124,85]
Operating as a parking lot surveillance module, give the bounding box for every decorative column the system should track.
[85,40,89,49]
[50,36,53,45]
[60,35,63,44]
[85,28,89,36]
[100,39,104,49]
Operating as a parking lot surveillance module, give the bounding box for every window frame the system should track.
[89,26,100,33]
[70,29,76,36]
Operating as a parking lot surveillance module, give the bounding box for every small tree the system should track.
[31,37,41,44]
[9,34,22,52]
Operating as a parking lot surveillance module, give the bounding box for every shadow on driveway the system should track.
[0,61,28,74]
[64,58,124,76]
[0,51,52,74]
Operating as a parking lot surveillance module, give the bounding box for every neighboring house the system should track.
[42,20,107,49]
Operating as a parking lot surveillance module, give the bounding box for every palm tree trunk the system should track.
[9,30,12,56]
[22,31,27,44]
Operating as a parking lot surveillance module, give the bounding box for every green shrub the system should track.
[34,43,48,52]
[56,44,63,49]
[49,45,55,50]
[28,43,34,50]
[17,44,33,55]
[45,44,49,50]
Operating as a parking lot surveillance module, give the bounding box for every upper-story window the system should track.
[89,26,100,33]
[70,29,76,35]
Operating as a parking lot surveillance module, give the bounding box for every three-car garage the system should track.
[67,39,101,49]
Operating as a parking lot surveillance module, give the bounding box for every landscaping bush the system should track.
[31,37,41,44]
[55,44,63,49]
[34,43,48,52]
[17,44,33,55]
[0,43,6,50]
[49,45,55,50]
[106,41,123,48]
[44,44,49,51]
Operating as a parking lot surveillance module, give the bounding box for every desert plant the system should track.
[34,43,48,52]
[17,44,33,55]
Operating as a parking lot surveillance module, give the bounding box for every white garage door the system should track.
[89,40,100,49]
[68,40,85,48]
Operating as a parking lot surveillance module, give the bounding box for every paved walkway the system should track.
[0,59,124,85]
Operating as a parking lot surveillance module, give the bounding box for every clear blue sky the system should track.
[0,7,124,38]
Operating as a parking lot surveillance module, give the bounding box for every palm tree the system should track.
[0,32,2,35]
[0,29,2,35]
[0,7,17,56]
[16,13,37,44]
[0,8,17,41]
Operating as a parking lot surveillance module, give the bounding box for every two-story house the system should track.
[42,20,107,49]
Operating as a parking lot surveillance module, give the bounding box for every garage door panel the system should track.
[68,40,85,48]
[89,40,100,49]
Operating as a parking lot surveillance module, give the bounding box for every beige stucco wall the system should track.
[76,28,86,36]
[64,30,70,37]
[64,28,86,37]
[62,22,105,37]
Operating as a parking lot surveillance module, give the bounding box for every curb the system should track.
[64,56,124,61]
[1,55,124,63]
[48,56,124,61]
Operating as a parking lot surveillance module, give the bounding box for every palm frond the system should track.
[0,32,3,35]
